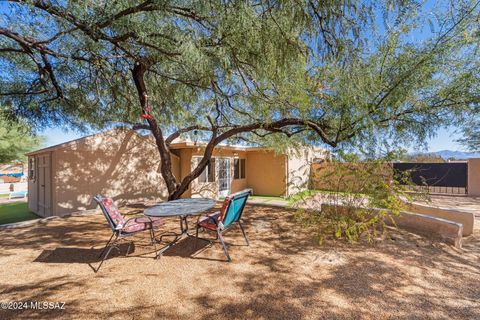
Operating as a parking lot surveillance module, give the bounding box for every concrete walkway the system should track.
[0,196,27,205]
[419,195,480,215]
[250,194,480,212]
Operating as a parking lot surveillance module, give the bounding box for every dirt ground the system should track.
[0,203,479,319]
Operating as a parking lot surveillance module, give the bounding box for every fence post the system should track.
[467,158,480,196]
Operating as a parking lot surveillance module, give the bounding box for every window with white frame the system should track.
[197,158,215,183]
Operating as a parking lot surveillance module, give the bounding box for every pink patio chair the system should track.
[93,194,165,272]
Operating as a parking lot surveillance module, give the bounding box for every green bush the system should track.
[294,155,425,244]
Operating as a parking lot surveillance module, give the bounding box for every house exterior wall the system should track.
[27,127,329,215]
[286,147,328,196]
[187,147,248,199]
[246,150,286,196]
[29,128,180,216]
[179,148,193,198]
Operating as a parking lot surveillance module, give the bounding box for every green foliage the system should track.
[401,153,445,163]
[305,5,480,151]
[294,154,424,244]
[0,1,478,152]
[0,0,317,130]
[457,118,480,151]
[0,117,42,163]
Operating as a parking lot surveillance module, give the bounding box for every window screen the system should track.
[198,166,207,183]
[234,159,240,179]
[208,158,215,182]
[198,158,215,183]
[234,158,246,179]
[240,159,246,179]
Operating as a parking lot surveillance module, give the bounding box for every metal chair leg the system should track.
[98,233,115,258]
[150,228,155,245]
[126,241,132,256]
[95,240,116,272]
[238,222,249,246]
[194,227,199,250]
[150,226,158,259]
[217,231,231,262]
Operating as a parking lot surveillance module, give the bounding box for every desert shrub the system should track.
[294,154,426,244]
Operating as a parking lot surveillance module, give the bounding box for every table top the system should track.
[144,198,217,217]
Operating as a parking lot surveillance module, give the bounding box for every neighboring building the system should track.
[0,163,25,183]
[26,127,327,217]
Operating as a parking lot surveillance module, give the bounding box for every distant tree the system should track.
[0,117,42,163]
[402,153,445,163]
[458,119,480,151]
[0,1,479,199]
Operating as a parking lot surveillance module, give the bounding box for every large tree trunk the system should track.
[131,62,180,199]
[169,139,217,199]
[131,62,215,200]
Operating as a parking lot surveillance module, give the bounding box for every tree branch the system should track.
[165,125,211,146]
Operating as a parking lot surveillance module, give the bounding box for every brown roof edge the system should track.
[169,141,261,152]
[25,126,132,156]
[26,127,323,156]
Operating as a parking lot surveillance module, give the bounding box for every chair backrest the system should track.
[219,189,251,227]
[93,194,126,231]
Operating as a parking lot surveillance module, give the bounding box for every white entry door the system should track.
[218,158,230,197]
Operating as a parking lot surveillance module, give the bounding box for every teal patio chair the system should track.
[195,189,251,261]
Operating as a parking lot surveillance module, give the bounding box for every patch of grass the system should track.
[0,193,9,197]
[249,195,286,203]
[310,189,366,196]
[0,202,38,225]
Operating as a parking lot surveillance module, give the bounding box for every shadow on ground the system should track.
[0,204,479,319]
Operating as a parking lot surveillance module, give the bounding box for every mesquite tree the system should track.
[458,118,480,151]
[1,1,479,199]
[0,117,42,163]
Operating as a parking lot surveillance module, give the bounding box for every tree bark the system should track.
[132,62,336,201]
[169,137,217,199]
[131,62,180,199]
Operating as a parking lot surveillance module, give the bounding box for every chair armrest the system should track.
[196,211,220,226]
[124,215,156,226]
[196,213,207,224]
[117,215,155,230]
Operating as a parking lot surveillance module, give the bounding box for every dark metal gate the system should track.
[393,162,468,194]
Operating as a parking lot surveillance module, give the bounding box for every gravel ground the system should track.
[0,204,479,319]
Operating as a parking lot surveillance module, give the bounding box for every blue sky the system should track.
[422,127,464,152]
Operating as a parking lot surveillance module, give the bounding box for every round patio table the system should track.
[144,198,216,257]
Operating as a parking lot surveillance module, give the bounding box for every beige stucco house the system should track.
[26,127,327,217]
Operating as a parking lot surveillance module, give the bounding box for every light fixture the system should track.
[193,130,198,146]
